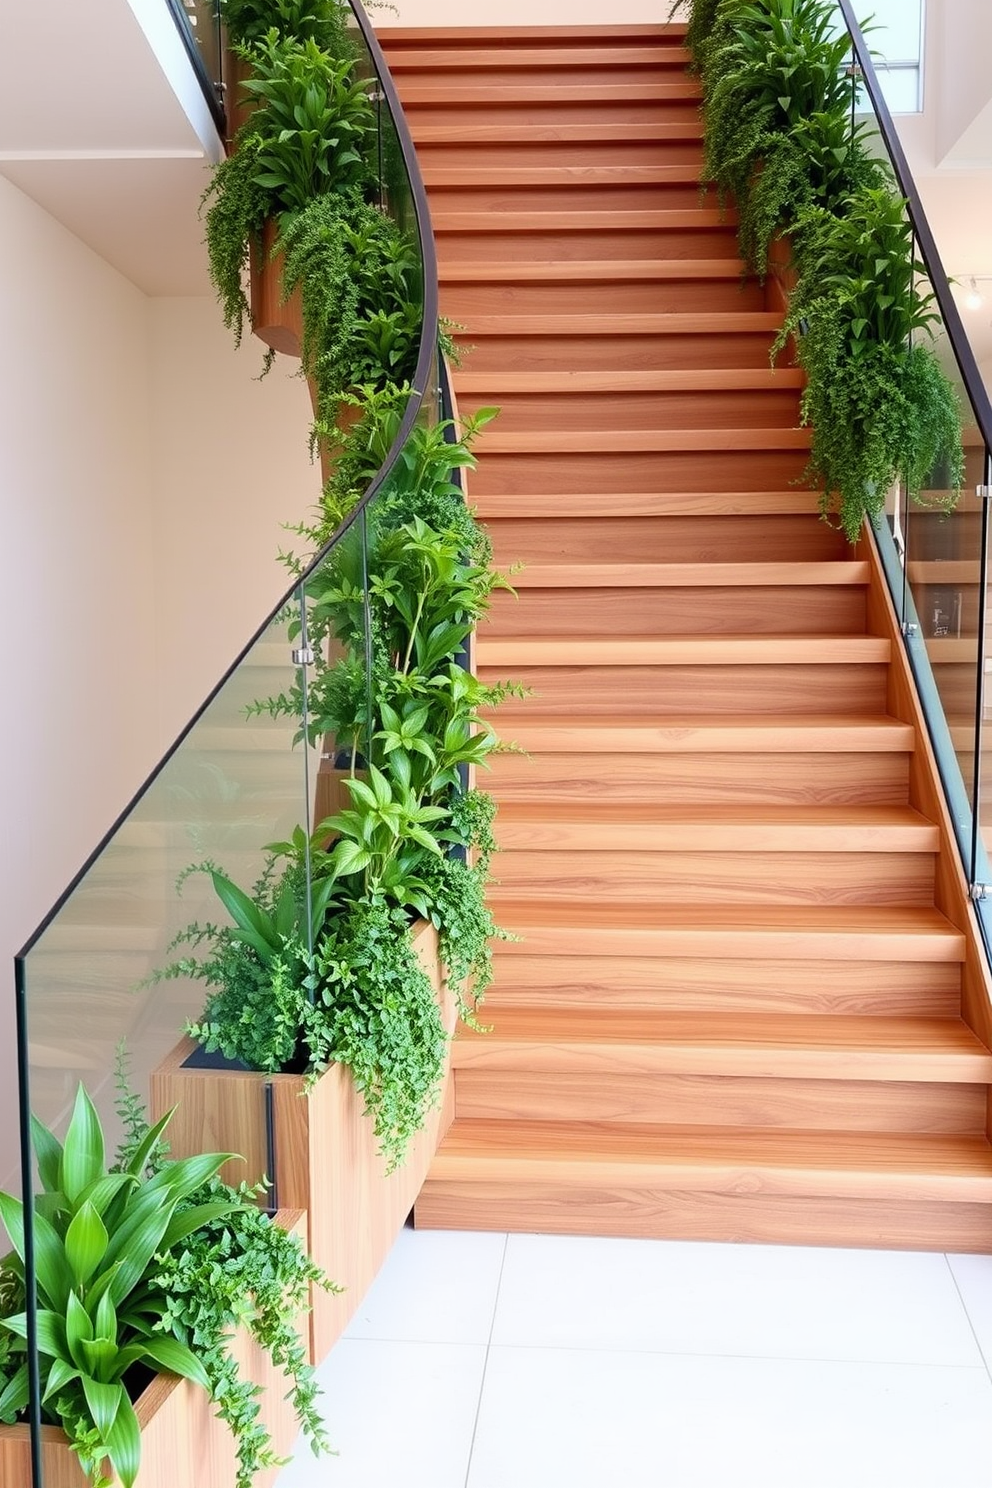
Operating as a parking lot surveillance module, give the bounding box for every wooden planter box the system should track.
[151,922,454,1363]
[0,1210,307,1488]
[250,219,303,359]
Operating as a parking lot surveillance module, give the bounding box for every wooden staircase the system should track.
[381,22,992,1250]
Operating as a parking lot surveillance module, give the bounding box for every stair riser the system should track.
[489,850,935,906]
[389,63,693,89]
[483,514,845,563]
[488,753,910,805]
[405,100,703,128]
[481,664,889,716]
[486,587,866,637]
[443,278,765,315]
[436,225,740,261]
[430,182,710,211]
[486,955,960,1016]
[460,331,782,371]
[461,388,801,431]
[453,1072,986,1133]
[415,1186,992,1251]
[416,140,706,168]
[472,450,811,495]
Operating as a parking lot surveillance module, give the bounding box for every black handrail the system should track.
[164,0,228,135]
[836,0,992,451]
[15,0,439,964]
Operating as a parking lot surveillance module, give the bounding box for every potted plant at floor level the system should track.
[0,1083,330,1488]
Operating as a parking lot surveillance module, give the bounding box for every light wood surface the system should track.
[389,22,992,1251]
[152,925,454,1363]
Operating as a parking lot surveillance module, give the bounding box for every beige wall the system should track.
[0,190,319,1187]
[0,175,158,1178]
[146,298,317,742]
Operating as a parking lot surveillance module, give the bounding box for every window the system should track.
[836,0,925,113]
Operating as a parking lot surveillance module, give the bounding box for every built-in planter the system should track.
[250,219,303,358]
[0,1210,307,1488]
[150,922,454,1363]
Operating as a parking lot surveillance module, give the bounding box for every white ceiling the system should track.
[0,0,223,295]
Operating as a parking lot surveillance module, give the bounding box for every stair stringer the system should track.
[859,520,992,1093]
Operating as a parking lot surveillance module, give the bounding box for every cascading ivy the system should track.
[676,0,963,536]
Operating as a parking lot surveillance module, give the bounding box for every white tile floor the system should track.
[276,1228,992,1488]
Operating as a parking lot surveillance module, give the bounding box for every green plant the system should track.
[278,191,424,426]
[239,32,376,215]
[775,190,962,536]
[220,0,355,53]
[680,0,963,537]
[696,0,875,273]
[0,1084,329,1488]
[201,132,268,345]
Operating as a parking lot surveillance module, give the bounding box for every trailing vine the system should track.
[675,0,963,536]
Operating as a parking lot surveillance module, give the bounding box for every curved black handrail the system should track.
[164,0,228,135]
[836,0,992,449]
[15,0,439,963]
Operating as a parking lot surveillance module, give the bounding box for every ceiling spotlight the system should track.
[966,277,984,311]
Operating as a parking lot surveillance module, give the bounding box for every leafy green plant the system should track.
[679,0,963,537]
[278,191,424,427]
[0,1084,329,1488]
[201,132,268,346]
[220,0,355,53]
[775,190,962,536]
[239,32,376,214]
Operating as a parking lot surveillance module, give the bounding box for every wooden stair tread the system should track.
[471,491,823,517]
[463,313,777,336]
[435,209,730,231]
[441,259,750,283]
[400,82,702,104]
[494,801,938,851]
[425,164,705,185]
[493,902,964,962]
[477,635,889,665]
[428,1121,992,1202]
[511,562,867,588]
[388,47,692,70]
[480,430,812,454]
[457,370,803,393]
[409,121,704,143]
[454,1011,992,1081]
[496,713,915,751]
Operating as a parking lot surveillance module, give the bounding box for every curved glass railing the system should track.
[11,5,441,1480]
[833,0,992,933]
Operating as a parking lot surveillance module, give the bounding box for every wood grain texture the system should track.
[396,25,992,1251]
[491,902,965,962]
[487,749,910,806]
[486,955,961,1016]
[452,1011,992,1082]
[415,1183,992,1251]
[426,1120,992,1203]
[454,1071,987,1133]
[151,926,453,1364]
[861,530,992,1063]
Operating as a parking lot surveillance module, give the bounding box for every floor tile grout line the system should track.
[942,1250,992,1385]
[463,1231,510,1488]
[468,1338,990,1370]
